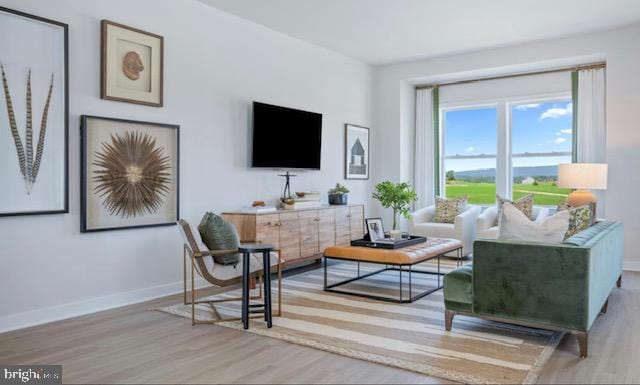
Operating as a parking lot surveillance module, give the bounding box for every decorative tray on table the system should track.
[350,235,427,249]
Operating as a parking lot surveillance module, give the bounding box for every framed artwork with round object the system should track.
[101,20,163,106]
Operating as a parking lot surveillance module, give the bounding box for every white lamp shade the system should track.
[557,163,608,190]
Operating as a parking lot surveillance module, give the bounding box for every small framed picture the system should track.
[365,218,386,241]
[81,115,179,232]
[101,20,163,106]
[345,124,369,179]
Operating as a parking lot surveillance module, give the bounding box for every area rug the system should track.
[157,259,562,384]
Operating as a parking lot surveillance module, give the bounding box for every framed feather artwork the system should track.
[80,115,179,232]
[0,7,68,216]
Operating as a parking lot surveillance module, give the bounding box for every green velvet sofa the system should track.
[443,221,624,358]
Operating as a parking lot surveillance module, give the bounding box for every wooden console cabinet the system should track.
[223,205,364,266]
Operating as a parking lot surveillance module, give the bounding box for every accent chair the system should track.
[410,204,481,257]
[177,219,282,325]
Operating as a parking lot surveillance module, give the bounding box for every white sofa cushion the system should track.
[411,222,456,239]
[498,202,569,244]
[478,227,499,239]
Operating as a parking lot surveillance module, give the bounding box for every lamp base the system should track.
[566,190,597,207]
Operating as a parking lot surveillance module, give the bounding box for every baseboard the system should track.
[0,277,210,334]
[623,261,640,272]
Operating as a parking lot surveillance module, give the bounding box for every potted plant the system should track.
[328,183,349,205]
[372,181,418,230]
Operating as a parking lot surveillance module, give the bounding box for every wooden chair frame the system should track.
[179,220,283,325]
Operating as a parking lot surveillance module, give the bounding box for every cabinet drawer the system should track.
[318,209,335,252]
[350,206,365,240]
[334,207,351,246]
[299,210,320,257]
[256,214,280,249]
[279,212,301,261]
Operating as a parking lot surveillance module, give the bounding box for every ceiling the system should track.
[199,0,640,65]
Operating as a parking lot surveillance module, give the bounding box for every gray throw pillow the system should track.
[198,212,241,265]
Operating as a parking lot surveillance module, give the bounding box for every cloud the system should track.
[560,128,572,134]
[465,146,475,152]
[553,137,567,144]
[514,103,540,111]
[540,103,572,120]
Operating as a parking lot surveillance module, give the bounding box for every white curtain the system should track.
[576,68,606,216]
[414,88,435,209]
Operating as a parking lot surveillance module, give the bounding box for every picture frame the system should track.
[365,218,386,241]
[345,123,369,180]
[0,6,69,217]
[101,20,164,107]
[81,115,179,232]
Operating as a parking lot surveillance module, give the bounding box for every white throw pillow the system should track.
[498,202,569,244]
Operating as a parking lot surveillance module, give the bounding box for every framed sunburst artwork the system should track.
[80,115,179,232]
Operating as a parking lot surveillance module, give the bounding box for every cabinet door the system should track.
[299,210,320,257]
[256,214,280,249]
[279,212,301,262]
[334,207,351,246]
[318,209,336,252]
[349,206,365,240]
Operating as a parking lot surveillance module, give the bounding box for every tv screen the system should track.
[251,102,322,169]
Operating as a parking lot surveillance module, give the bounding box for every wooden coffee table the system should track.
[323,238,463,303]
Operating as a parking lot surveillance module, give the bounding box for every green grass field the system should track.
[445,180,571,206]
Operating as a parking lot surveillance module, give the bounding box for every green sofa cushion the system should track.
[444,265,473,312]
[198,212,241,265]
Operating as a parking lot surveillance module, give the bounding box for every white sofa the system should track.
[476,206,550,239]
[410,204,481,257]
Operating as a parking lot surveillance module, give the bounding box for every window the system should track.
[440,97,573,206]
[443,107,497,204]
[510,100,573,206]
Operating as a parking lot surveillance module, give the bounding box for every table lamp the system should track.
[557,163,608,209]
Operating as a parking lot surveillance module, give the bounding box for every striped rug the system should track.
[157,259,562,384]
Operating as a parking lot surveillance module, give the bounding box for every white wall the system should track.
[0,0,373,332]
[372,25,640,270]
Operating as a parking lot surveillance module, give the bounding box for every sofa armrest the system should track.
[410,205,435,226]
[473,239,590,331]
[477,206,498,232]
[454,205,480,254]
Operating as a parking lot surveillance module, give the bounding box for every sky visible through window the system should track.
[444,100,573,205]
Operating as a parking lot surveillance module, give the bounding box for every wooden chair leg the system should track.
[576,332,588,358]
[617,275,622,288]
[600,299,609,314]
[445,310,456,331]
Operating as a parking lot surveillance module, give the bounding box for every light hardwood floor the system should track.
[1,269,638,384]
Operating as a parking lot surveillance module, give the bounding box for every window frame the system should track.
[439,91,573,206]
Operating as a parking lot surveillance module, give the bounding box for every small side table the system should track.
[239,244,274,329]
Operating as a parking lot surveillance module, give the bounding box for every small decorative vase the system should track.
[389,229,402,239]
[328,193,347,205]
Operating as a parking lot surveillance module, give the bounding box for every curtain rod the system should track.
[415,62,606,90]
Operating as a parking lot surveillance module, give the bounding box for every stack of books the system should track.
[241,206,278,214]
[282,192,322,210]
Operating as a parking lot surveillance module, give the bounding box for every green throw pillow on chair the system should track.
[198,212,241,265]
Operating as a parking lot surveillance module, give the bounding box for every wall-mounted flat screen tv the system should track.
[251,102,322,170]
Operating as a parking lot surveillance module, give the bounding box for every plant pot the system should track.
[328,193,348,205]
